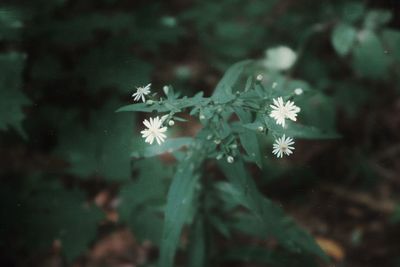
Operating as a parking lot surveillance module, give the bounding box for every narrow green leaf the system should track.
[188,215,206,267]
[219,158,328,261]
[234,107,262,167]
[117,93,206,113]
[159,142,206,267]
[212,60,252,103]
[132,137,193,158]
[264,117,340,139]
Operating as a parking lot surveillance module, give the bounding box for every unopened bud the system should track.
[168,120,175,126]
[214,139,221,145]
[294,88,303,95]
[227,156,234,163]
[257,126,264,132]
[146,100,154,105]
[163,85,169,95]
[256,74,263,81]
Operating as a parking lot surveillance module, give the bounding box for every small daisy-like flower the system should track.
[132,83,151,102]
[272,135,295,158]
[140,116,167,145]
[269,97,300,127]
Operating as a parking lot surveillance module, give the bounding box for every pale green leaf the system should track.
[352,30,390,79]
[331,23,357,56]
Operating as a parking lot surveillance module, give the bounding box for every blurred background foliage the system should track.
[0,0,400,266]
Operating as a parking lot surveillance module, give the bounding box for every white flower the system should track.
[294,88,303,95]
[264,46,297,71]
[269,97,300,127]
[272,135,295,158]
[132,83,151,102]
[140,116,167,145]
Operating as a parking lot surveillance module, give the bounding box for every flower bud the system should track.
[227,156,234,163]
[163,85,169,95]
[257,126,264,132]
[168,120,175,126]
[294,88,303,95]
[256,74,263,81]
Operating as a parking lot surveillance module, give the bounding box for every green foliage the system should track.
[118,159,171,245]
[0,52,30,138]
[0,176,104,262]
[131,137,193,158]
[0,8,23,40]
[2,0,399,265]
[331,23,357,56]
[56,102,135,181]
[219,158,327,261]
[119,59,338,266]
[158,139,208,267]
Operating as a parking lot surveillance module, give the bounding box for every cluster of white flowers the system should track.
[133,84,173,145]
[269,96,300,158]
[132,83,301,158]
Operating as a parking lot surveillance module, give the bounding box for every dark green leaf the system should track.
[56,101,134,180]
[118,159,171,245]
[212,60,252,103]
[234,107,262,168]
[219,158,328,261]
[0,176,104,262]
[0,52,30,138]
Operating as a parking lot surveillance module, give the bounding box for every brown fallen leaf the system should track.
[316,237,345,262]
